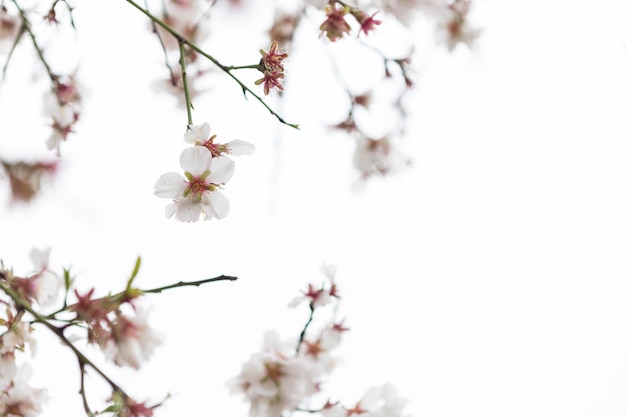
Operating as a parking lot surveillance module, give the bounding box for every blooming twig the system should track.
[124,0,299,129]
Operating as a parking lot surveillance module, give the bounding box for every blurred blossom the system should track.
[101,308,163,369]
[0,7,20,52]
[1,160,58,203]
[353,136,410,180]
[230,331,319,417]
[323,384,409,417]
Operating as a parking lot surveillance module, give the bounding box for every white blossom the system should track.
[184,122,255,156]
[102,308,162,369]
[154,146,235,222]
[230,331,318,417]
[28,248,62,308]
[0,365,47,417]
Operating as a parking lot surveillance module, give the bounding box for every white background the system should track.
[2,1,626,416]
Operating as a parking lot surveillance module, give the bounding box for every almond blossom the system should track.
[0,365,47,417]
[184,122,255,156]
[323,384,408,417]
[154,146,235,222]
[101,308,162,369]
[5,248,61,308]
[289,264,339,309]
[229,331,319,417]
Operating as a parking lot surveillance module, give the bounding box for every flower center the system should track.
[184,172,217,201]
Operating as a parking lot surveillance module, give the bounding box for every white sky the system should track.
[2,0,626,416]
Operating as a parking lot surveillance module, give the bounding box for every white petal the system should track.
[29,248,51,269]
[207,156,235,184]
[154,172,186,198]
[183,122,211,144]
[227,139,256,156]
[203,192,230,219]
[164,203,178,219]
[179,146,212,175]
[175,198,202,222]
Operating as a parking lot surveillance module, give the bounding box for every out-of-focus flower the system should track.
[154,146,235,222]
[437,0,481,51]
[43,75,83,155]
[230,331,318,417]
[289,264,339,309]
[184,122,255,157]
[101,308,162,369]
[0,7,20,52]
[353,136,410,180]
[322,384,408,417]
[0,316,36,356]
[5,248,61,308]
[0,160,58,203]
[27,248,62,308]
[0,365,47,417]
[269,11,300,44]
[320,4,351,41]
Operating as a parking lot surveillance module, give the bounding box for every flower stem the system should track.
[11,0,58,84]
[296,303,315,354]
[178,41,194,126]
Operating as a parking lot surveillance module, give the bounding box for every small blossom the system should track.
[352,10,381,36]
[260,41,288,74]
[322,384,408,417]
[1,160,58,203]
[0,365,47,417]
[320,5,351,41]
[101,308,162,369]
[154,146,235,222]
[230,331,318,417]
[438,0,481,51]
[0,315,36,356]
[289,264,339,309]
[255,70,284,96]
[269,11,300,44]
[353,136,410,180]
[255,41,288,96]
[184,122,255,156]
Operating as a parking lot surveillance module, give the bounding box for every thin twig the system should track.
[296,303,315,354]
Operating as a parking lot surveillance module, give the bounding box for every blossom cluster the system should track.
[154,122,254,222]
[0,249,163,417]
[230,265,409,417]
[44,74,84,155]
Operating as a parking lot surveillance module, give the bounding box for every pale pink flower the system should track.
[154,146,235,222]
[0,321,36,355]
[28,248,61,308]
[0,160,58,203]
[353,136,410,181]
[322,384,408,417]
[230,331,318,417]
[423,0,481,51]
[0,365,47,417]
[102,308,162,369]
[183,122,255,156]
[289,264,339,309]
